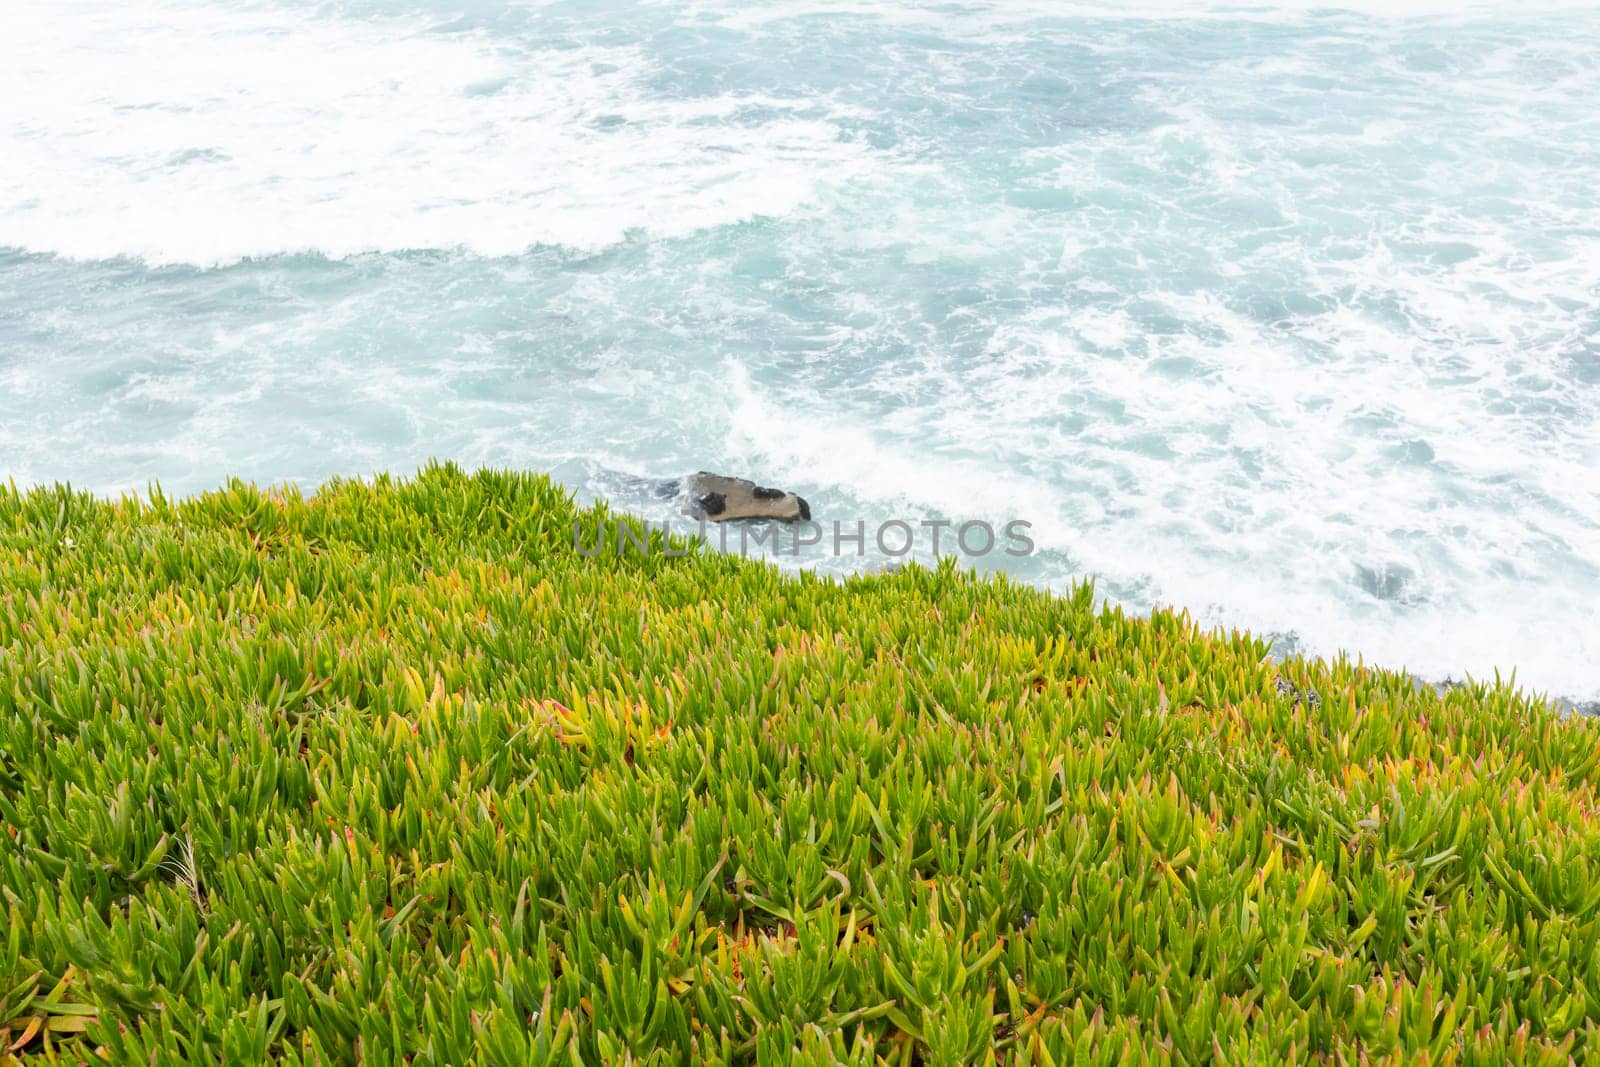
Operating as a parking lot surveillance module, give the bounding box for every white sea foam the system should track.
[706,14,1600,698]
[0,1,874,265]
[724,343,1600,701]
[692,0,1600,32]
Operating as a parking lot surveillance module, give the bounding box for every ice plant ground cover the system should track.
[2,465,1599,1063]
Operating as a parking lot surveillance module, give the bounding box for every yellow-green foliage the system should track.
[3,464,1599,1064]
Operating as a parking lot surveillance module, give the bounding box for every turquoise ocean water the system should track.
[3,0,1598,701]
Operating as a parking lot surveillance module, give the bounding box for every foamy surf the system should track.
[2,0,1597,703]
[0,1,877,265]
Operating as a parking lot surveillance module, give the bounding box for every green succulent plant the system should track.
[2,464,1597,1064]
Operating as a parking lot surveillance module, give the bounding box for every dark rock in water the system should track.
[680,472,811,523]
[588,468,811,523]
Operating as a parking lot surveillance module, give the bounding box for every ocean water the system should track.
[3,0,1598,703]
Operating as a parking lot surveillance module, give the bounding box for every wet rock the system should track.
[680,472,811,523]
